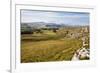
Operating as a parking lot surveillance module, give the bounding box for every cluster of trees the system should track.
[21,24,59,34]
[21,24,33,34]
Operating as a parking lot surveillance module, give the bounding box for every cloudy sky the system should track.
[21,10,89,25]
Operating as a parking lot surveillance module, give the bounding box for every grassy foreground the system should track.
[21,30,83,63]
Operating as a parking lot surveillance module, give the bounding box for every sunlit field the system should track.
[21,27,89,63]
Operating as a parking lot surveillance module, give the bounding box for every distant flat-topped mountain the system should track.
[21,22,46,29]
[21,22,65,29]
[21,22,89,29]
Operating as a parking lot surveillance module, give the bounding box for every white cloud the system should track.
[21,10,89,25]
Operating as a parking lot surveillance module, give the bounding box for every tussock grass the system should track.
[21,38,83,63]
[21,28,89,63]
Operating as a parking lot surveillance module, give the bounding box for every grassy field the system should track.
[21,27,89,63]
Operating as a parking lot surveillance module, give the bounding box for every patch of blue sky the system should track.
[21,10,90,25]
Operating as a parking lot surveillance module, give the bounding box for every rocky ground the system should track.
[71,48,90,60]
